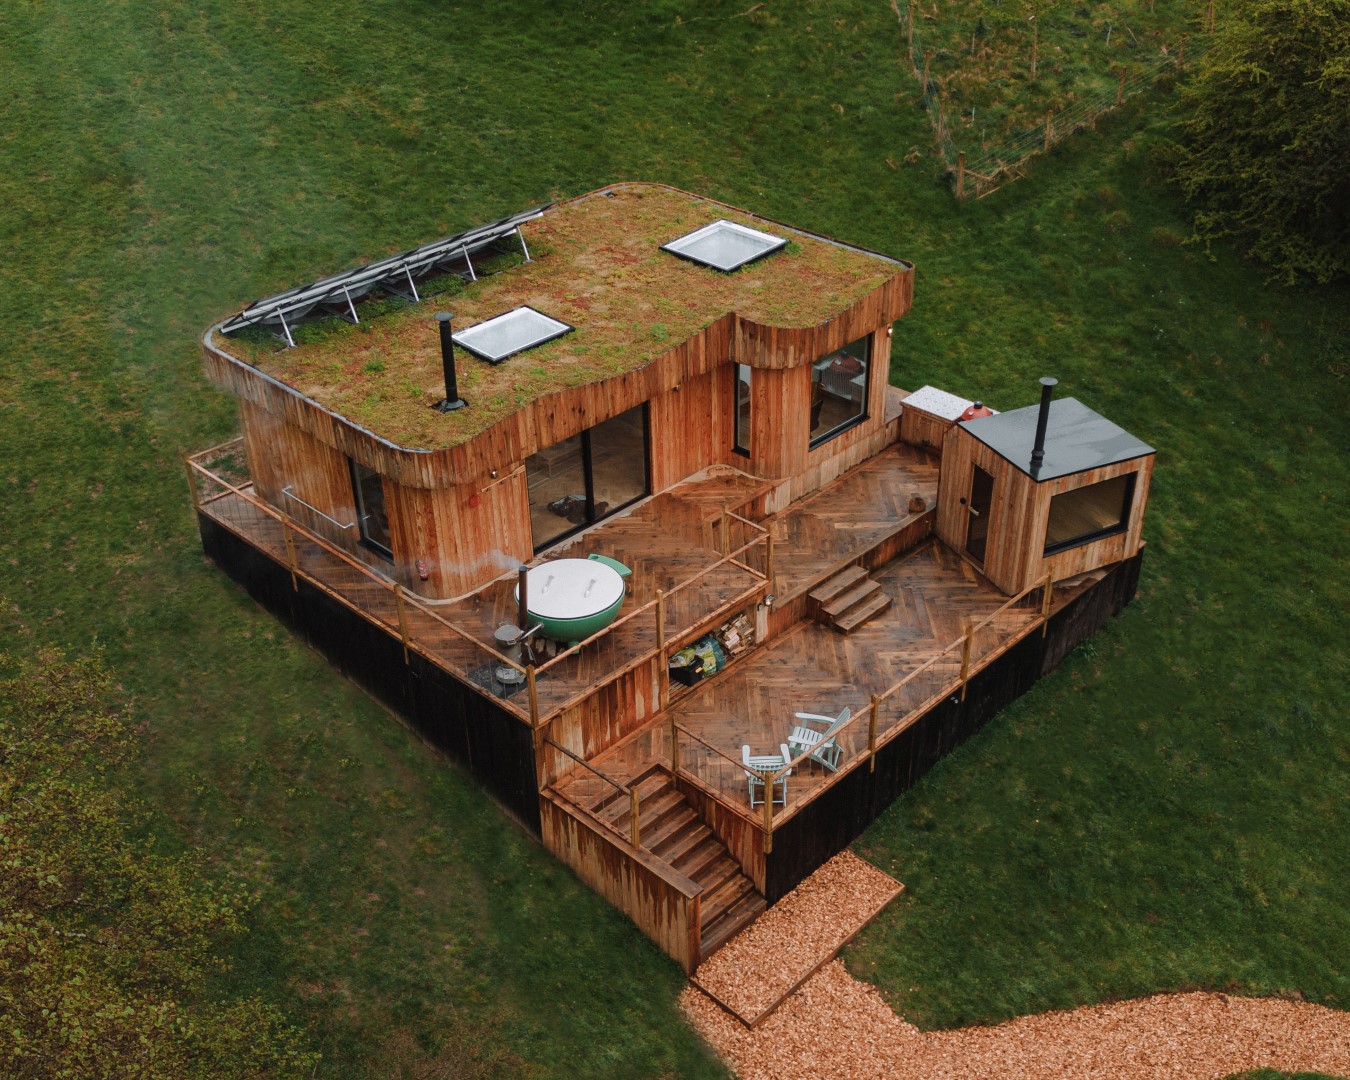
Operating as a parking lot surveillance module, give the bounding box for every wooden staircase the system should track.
[561,768,765,958]
[809,564,893,633]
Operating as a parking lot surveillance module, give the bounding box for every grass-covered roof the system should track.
[214,184,903,450]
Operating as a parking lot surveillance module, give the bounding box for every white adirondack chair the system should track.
[786,707,851,772]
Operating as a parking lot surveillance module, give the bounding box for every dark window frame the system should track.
[1043,472,1137,556]
[349,459,394,561]
[808,333,872,450]
[732,363,751,458]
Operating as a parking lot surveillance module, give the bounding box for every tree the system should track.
[1172,0,1350,285]
[0,648,317,1079]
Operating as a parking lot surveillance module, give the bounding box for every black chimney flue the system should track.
[1030,376,1057,476]
[434,312,467,413]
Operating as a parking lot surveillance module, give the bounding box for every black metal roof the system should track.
[960,397,1154,481]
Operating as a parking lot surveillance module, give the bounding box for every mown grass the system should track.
[0,0,1345,1075]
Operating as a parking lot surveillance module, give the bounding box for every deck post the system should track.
[960,621,974,701]
[393,583,412,665]
[182,454,200,511]
[280,510,299,593]
[671,719,680,775]
[765,530,775,592]
[868,694,880,772]
[1040,572,1053,636]
[720,508,730,556]
[630,787,641,849]
[656,589,668,707]
[527,664,540,729]
[762,770,774,854]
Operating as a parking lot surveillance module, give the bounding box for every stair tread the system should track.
[833,591,894,633]
[656,820,714,864]
[673,836,726,879]
[807,563,869,605]
[699,873,757,927]
[820,579,883,618]
[700,891,766,954]
[643,807,699,851]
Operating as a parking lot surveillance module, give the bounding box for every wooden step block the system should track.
[700,891,766,957]
[819,579,882,620]
[833,591,893,634]
[699,871,755,929]
[806,563,868,606]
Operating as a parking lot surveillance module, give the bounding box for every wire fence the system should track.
[891,0,1214,200]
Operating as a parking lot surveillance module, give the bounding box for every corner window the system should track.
[1044,473,1136,556]
[350,460,393,560]
[733,364,751,456]
[810,335,870,447]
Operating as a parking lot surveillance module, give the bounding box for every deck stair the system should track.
[808,564,893,634]
[557,767,765,957]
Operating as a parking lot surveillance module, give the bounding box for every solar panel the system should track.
[661,219,787,272]
[451,306,573,364]
[220,203,550,345]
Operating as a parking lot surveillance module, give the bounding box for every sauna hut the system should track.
[190,183,1154,972]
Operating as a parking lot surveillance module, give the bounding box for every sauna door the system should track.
[964,465,994,564]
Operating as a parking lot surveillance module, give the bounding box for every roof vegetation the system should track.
[216,185,901,450]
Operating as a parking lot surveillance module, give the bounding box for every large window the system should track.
[526,405,649,551]
[1044,473,1136,555]
[350,460,393,560]
[733,364,751,456]
[810,334,871,447]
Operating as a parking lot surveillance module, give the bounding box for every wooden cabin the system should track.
[190,184,1155,973]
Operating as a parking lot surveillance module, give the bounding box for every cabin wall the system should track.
[648,366,729,492]
[383,469,532,600]
[540,792,702,973]
[938,426,1153,594]
[239,400,357,549]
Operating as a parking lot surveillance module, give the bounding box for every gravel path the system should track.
[682,853,1350,1078]
[684,963,1350,1079]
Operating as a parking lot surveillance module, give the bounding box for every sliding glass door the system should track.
[525,405,649,551]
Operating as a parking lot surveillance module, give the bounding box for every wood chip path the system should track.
[683,857,1350,1079]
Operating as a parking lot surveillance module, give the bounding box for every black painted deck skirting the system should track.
[199,513,542,833]
[762,551,1143,902]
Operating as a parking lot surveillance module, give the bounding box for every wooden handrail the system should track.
[543,737,630,795]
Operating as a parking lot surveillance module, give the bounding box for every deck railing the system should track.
[667,572,1056,845]
[185,440,769,731]
[543,738,644,848]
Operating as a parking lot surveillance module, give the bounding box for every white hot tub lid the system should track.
[521,559,625,620]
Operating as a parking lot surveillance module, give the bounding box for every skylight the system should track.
[451,306,573,365]
[661,219,788,272]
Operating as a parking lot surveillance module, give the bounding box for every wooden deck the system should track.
[577,539,1072,828]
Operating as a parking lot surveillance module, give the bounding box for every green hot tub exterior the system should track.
[516,555,631,643]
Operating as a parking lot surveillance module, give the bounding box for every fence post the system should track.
[1179,33,1186,71]
[762,771,774,854]
[1207,0,1214,32]
[630,787,641,849]
[907,1,913,48]
[1117,66,1127,106]
[393,583,412,665]
[922,50,930,91]
[959,621,974,701]
[868,694,880,773]
[956,151,967,200]
[656,588,668,707]
[1041,572,1054,637]
[1043,110,1053,152]
[1030,15,1038,81]
[182,455,200,511]
[280,510,299,593]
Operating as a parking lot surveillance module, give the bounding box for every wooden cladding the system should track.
[936,425,1154,594]
[203,264,912,490]
[540,791,703,973]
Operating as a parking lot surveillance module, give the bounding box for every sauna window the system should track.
[809,334,870,448]
[350,461,393,560]
[526,405,650,552]
[1043,473,1136,556]
[733,364,751,456]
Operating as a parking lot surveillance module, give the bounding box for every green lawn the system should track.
[1,0,1346,1075]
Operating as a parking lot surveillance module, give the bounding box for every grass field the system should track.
[1,0,1346,1075]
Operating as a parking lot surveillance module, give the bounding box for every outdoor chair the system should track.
[786,707,851,773]
[742,743,792,808]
